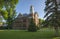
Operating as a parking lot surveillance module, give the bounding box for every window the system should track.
[23,19,26,22]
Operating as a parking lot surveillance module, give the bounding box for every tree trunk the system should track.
[54,26,59,37]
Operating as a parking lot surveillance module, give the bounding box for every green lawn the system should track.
[0,28,60,39]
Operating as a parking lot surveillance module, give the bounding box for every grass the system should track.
[0,28,60,39]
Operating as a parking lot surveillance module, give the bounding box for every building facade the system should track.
[12,5,39,30]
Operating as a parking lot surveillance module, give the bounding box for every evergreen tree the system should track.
[44,0,60,36]
[28,18,37,32]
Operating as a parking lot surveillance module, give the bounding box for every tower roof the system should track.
[30,5,34,13]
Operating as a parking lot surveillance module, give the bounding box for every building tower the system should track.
[30,5,34,14]
[30,5,35,19]
[30,5,39,26]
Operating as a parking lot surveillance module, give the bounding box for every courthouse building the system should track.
[12,5,39,30]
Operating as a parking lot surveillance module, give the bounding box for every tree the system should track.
[0,0,18,29]
[28,18,37,32]
[0,0,4,11]
[0,0,4,21]
[3,0,18,29]
[39,19,45,26]
[0,15,3,22]
[0,0,5,27]
[44,0,60,36]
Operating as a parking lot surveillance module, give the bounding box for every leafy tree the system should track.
[3,0,18,29]
[0,15,3,22]
[1,10,8,20]
[0,0,4,11]
[44,0,60,36]
[0,0,4,22]
[39,19,45,26]
[0,0,18,29]
[28,18,37,32]
[38,19,44,29]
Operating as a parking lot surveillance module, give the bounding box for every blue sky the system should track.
[16,0,45,19]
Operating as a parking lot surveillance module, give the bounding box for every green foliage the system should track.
[44,0,60,36]
[0,15,3,22]
[53,37,60,39]
[44,0,60,27]
[1,10,8,20]
[0,0,4,10]
[0,26,7,29]
[3,0,18,29]
[28,18,37,32]
[0,0,18,29]
[39,19,45,27]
